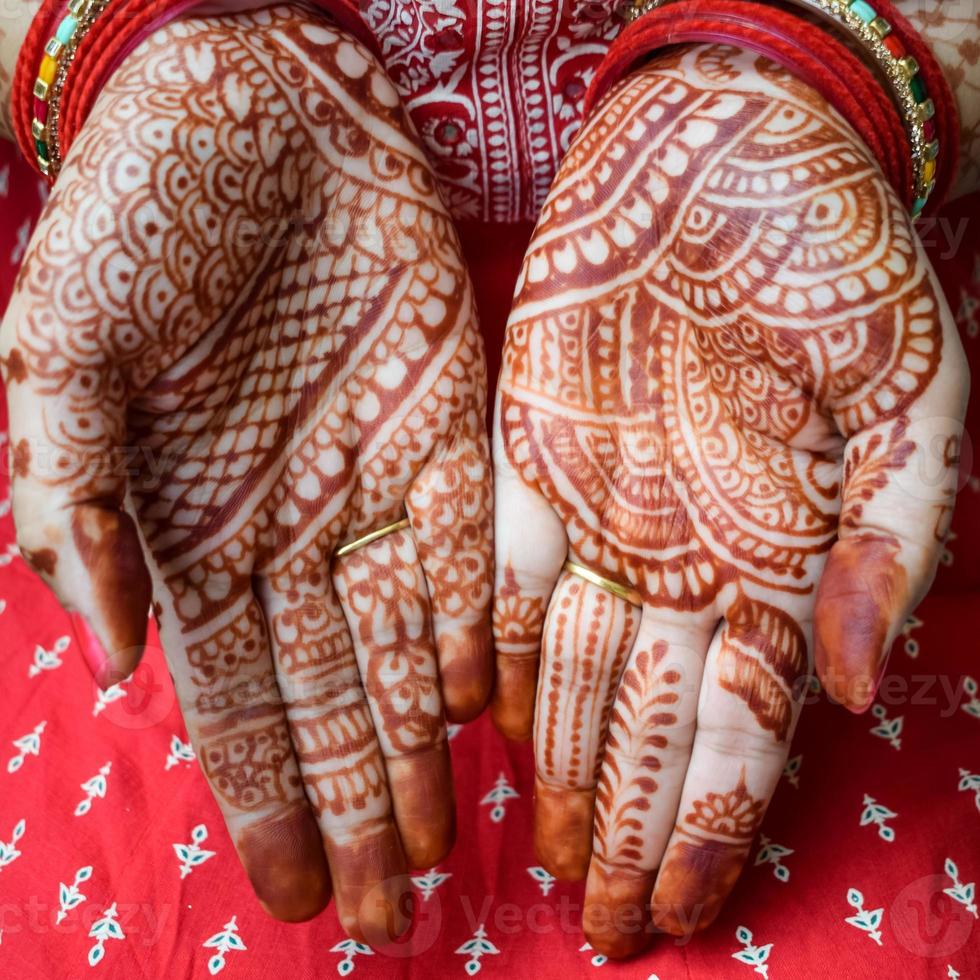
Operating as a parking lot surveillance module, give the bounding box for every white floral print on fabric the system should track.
[901,614,924,658]
[527,865,556,895]
[480,772,519,822]
[412,867,452,900]
[0,818,25,872]
[92,684,126,718]
[74,762,111,817]
[860,795,898,842]
[164,734,195,770]
[732,926,773,977]
[845,888,885,945]
[203,915,247,975]
[782,754,802,788]
[174,824,216,878]
[56,866,92,924]
[7,720,45,773]
[330,938,373,976]
[87,903,126,967]
[27,635,69,678]
[755,836,793,882]
[869,704,904,750]
[961,677,980,719]
[456,923,499,974]
[944,858,978,918]
[957,768,980,812]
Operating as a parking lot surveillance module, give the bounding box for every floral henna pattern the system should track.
[1,6,491,937]
[592,642,681,868]
[495,43,965,955]
[503,48,940,610]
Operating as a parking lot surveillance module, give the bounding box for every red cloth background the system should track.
[1,103,979,980]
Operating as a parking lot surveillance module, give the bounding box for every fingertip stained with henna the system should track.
[236,801,332,923]
[814,535,907,712]
[533,776,595,880]
[324,826,413,945]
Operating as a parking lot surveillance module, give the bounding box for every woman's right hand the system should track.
[1,3,492,942]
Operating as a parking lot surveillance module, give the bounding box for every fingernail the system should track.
[651,839,751,937]
[439,621,493,723]
[490,657,538,741]
[814,536,907,713]
[70,612,112,690]
[386,744,456,869]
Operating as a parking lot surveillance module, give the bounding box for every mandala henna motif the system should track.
[494,566,549,655]
[1,6,490,935]
[500,43,944,705]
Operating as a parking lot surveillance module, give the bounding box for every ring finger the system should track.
[333,524,456,871]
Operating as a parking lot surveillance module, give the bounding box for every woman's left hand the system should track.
[491,44,968,957]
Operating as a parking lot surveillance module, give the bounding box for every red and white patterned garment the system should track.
[0,2,979,977]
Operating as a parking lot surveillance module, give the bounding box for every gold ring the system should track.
[563,559,643,607]
[334,517,411,559]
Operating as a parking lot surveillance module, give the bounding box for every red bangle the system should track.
[585,0,911,208]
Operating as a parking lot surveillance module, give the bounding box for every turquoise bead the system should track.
[911,198,927,216]
[55,15,78,45]
[850,0,877,24]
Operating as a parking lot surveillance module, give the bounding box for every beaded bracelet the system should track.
[30,0,109,178]
[625,0,954,215]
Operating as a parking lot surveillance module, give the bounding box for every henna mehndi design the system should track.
[1,5,492,943]
[493,43,966,957]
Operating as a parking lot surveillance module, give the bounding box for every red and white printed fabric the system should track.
[1,2,979,976]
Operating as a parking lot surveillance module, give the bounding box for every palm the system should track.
[3,8,492,941]
[493,45,964,956]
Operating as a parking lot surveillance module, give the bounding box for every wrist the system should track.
[0,1,42,141]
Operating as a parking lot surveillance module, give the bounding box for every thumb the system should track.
[1,252,151,691]
[815,278,968,712]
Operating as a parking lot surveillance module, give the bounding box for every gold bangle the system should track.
[563,560,643,607]
[333,517,411,559]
